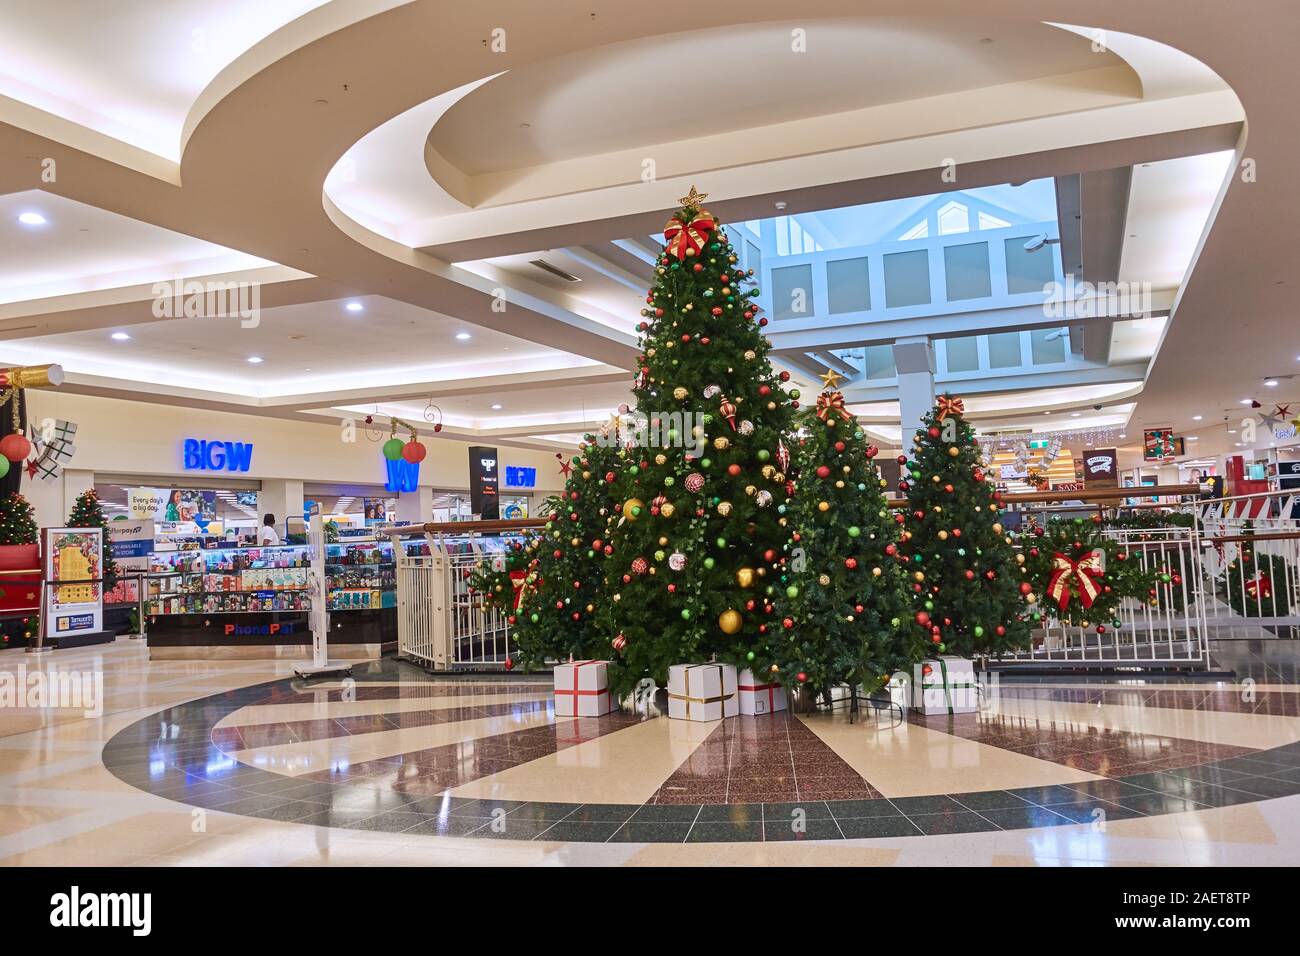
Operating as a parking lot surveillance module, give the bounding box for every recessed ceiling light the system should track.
[491,404,503,410]
[1192,415,1203,421]
[1265,378,1279,387]
[1043,411,1051,415]
[247,356,263,364]
[1070,412,1081,418]
[1119,433,1126,439]
[1188,436,1199,440]
[456,332,471,341]
[110,331,130,341]
[18,212,46,226]
[345,301,364,313]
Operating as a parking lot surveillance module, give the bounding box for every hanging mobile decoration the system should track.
[422,399,444,433]
[0,365,65,475]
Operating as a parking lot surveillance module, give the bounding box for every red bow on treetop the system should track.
[936,396,965,421]
[815,391,853,423]
[663,211,715,260]
[1047,550,1105,610]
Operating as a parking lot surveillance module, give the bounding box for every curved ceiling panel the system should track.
[430,17,1127,178]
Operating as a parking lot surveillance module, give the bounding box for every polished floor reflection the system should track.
[1,640,1299,865]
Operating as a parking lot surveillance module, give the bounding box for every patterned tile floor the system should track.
[2,640,1300,865]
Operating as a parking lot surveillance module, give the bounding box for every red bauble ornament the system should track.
[728,463,742,476]
[796,672,807,683]
[612,634,627,651]
[915,611,931,626]
[845,557,858,570]
[928,426,940,438]
[503,658,514,671]
[782,617,794,629]
[816,465,831,479]
[0,433,31,462]
[1019,582,1032,595]
[401,440,427,464]
[834,441,845,453]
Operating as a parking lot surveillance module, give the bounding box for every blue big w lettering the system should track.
[183,438,254,472]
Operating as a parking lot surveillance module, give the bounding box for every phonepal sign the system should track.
[183,438,254,472]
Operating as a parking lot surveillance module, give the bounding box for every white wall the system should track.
[21,391,570,527]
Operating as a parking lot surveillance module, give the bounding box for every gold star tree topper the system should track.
[679,186,708,212]
[820,368,845,392]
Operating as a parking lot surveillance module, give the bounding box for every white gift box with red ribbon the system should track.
[667,662,738,721]
[553,660,618,717]
[736,668,787,716]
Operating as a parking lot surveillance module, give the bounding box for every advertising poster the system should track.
[41,527,104,636]
[104,520,154,605]
[129,488,216,523]
[1143,427,1177,462]
[363,498,388,524]
[469,445,500,519]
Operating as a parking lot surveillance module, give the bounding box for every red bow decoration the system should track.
[1047,550,1104,609]
[663,211,715,260]
[815,391,853,423]
[509,570,530,610]
[1245,573,1273,601]
[936,396,965,421]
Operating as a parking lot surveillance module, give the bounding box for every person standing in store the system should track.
[259,514,281,546]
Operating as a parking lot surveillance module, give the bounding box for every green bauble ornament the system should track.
[757,449,770,461]
[382,438,405,460]
[786,585,799,598]
[847,526,861,538]
[973,625,985,638]
[746,650,755,661]
[703,557,716,570]
[680,609,692,620]
[700,458,712,468]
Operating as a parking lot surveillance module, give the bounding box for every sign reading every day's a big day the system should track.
[182,438,253,472]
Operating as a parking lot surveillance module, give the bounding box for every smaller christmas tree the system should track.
[66,489,118,588]
[512,435,621,668]
[899,394,1033,659]
[0,492,38,545]
[1222,522,1291,618]
[771,376,922,698]
[467,539,534,617]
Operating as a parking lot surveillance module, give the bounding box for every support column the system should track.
[395,486,433,524]
[257,479,304,531]
[892,336,936,443]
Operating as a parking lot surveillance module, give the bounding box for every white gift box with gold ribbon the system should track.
[736,668,787,716]
[667,663,738,721]
[553,660,618,717]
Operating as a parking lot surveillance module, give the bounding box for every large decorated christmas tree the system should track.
[898,395,1032,659]
[0,492,38,545]
[510,433,623,666]
[772,375,923,698]
[66,488,118,588]
[606,187,798,696]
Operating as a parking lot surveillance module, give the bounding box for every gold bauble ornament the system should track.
[717,501,733,516]
[713,436,730,450]
[718,609,743,635]
[818,500,830,512]
[761,465,775,478]
[818,574,831,586]
[938,530,948,540]
[661,502,676,518]
[623,498,644,521]
[992,523,1003,535]
[655,453,667,465]
[948,446,960,457]
[736,567,755,588]
[745,485,756,496]
[673,387,688,401]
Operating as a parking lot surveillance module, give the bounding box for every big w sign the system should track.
[384,456,419,493]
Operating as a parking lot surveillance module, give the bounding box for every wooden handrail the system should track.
[885,484,1200,508]
[1198,531,1300,545]
[383,517,548,536]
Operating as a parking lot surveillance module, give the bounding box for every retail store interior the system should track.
[0,1,1298,888]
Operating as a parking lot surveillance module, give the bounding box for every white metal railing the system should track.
[395,536,519,670]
